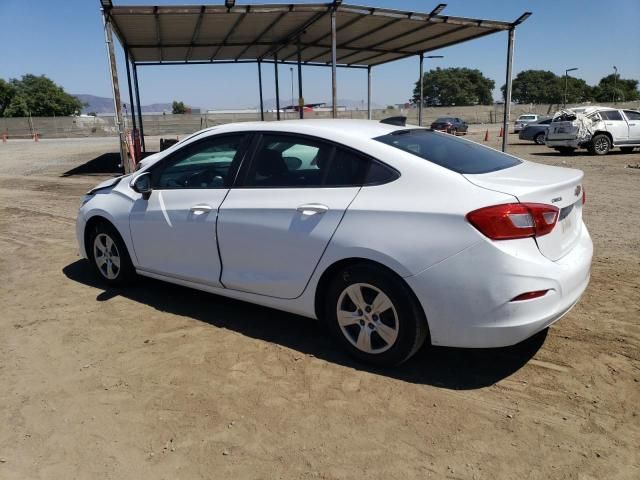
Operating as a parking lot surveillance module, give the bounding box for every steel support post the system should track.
[102,8,130,173]
[418,53,424,126]
[367,66,372,120]
[274,53,281,120]
[258,60,264,121]
[502,28,515,152]
[330,9,337,119]
[132,63,146,152]
[124,50,137,133]
[297,39,303,119]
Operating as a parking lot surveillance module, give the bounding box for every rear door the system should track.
[217,133,371,299]
[623,110,640,142]
[601,110,629,142]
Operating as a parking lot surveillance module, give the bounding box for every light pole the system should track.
[564,67,578,108]
[418,54,443,126]
[290,67,294,118]
[612,66,618,104]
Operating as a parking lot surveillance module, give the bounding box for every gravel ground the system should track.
[0,131,639,479]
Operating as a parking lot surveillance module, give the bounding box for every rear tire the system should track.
[588,134,611,155]
[87,221,136,287]
[324,263,428,366]
[534,132,545,145]
[621,147,636,153]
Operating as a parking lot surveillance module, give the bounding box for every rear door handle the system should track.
[297,203,329,215]
[190,204,213,214]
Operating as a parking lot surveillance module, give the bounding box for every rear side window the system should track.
[601,110,623,121]
[375,129,521,174]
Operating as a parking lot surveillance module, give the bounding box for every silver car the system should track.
[514,113,543,133]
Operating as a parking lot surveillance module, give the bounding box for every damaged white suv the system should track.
[545,106,640,155]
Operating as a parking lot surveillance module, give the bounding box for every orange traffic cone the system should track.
[498,126,504,138]
[484,129,489,141]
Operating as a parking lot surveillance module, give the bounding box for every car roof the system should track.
[198,119,406,140]
[569,106,616,114]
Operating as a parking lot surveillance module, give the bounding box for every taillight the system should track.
[511,290,549,301]
[466,203,559,240]
[582,186,586,205]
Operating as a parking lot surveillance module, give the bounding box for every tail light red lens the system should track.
[466,203,559,240]
[582,186,586,205]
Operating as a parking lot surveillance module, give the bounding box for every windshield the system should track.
[518,115,536,120]
[375,129,521,174]
[434,117,454,123]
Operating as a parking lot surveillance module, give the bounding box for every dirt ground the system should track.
[0,130,639,479]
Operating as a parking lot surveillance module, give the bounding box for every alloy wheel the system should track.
[93,233,121,280]
[594,136,609,154]
[336,283,399,354]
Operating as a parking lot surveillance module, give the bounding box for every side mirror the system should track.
[131,172,152,200]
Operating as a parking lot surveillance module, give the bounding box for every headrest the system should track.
[256,148,287,177]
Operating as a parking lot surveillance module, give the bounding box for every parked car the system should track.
[545,106,640,155]
[514,113,543,133]
[519,118,552,145]
[430,117,468,134]
[77,119,592,366]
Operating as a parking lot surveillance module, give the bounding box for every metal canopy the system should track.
[107,3,518,67]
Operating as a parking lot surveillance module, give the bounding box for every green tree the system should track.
[2,74,83,117]
[501,70,563,104]
[0,79,16,117]
[172,100,187,114]
[412,67,495,106]
[592,74,639,102]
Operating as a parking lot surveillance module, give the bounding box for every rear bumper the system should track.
[405,223,593,348]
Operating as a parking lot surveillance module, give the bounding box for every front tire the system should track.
[87,221,135,286]
[324,263,428,366]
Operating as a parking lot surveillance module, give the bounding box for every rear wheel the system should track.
[621,147,636,153]
[588,134,611,155]
[324,263,428,366]
[534,132,545,145]
[87,221,135,286]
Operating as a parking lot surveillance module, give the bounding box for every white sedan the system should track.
[76,119,592,366]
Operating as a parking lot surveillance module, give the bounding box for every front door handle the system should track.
[190,204,213,214]
[297,203,329,215]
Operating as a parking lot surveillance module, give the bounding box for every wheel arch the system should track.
[313,257,428,332]
[83,214,127,262]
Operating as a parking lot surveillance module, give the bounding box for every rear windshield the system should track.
[374,129,521,174]
[519,115,536,120]
[434,117,454,122]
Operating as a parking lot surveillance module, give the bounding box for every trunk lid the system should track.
[464,161,584,261]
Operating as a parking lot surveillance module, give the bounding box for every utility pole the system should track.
[564,67,578,108]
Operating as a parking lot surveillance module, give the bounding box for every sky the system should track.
[1,0,639,110]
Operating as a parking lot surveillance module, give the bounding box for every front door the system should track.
[217,133,371,299]
[129,134,246,286]
[623,110,640,142]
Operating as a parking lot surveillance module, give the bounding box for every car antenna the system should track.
[380,116,407,126]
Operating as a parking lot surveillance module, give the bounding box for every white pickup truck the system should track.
[545,106,640,155]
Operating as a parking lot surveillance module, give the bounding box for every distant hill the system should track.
[74,94,172,114]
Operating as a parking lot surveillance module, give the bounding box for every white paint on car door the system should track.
[602,110,629,142]
[623,110,640,141]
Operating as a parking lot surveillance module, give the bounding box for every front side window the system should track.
[624,110,640,121]
[152,135,243,189]
[375,129,521,174]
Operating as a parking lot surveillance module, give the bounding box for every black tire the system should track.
[324,263,429,366]
[621,147,636,153]
[450,128,457,136]
[555,147,575,155]
[534,132,545,145]
[87,221,136,286]
[589,133,611,155]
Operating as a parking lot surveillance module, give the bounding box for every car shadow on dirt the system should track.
[61,152,123,177]
[63,259,547,390]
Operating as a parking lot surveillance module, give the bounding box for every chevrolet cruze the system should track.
[77,119,592,366]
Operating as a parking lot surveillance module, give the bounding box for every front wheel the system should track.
[88,222,136,286]
[324,263,428,366]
